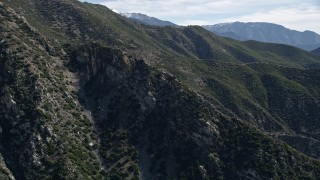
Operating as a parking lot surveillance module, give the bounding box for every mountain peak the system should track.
[203,22,320,51]
[120,12,177,27]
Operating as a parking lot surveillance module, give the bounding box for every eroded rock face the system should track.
[68,43,320,179]
[68,43,224,178]
[0,45,15,180]
[0,4,103,179]
[0,32,43,180]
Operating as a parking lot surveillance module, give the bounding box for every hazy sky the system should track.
[81,0,320,33]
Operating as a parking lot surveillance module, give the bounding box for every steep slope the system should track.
[0,3,103,179]
[67,42,320,179]
[121,13,177,27]
[0,0,320,179]
[204,22,320,51]
[159,58,320,159]
[143,25,320,68]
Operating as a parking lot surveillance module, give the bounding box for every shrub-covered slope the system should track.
[0,0,320,179]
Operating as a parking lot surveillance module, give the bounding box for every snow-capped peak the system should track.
[111,9,119,14]
[121,12,133,18]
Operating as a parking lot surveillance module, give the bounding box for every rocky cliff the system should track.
[0,0,320,179]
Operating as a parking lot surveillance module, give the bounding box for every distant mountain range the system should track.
[121,13,177,27]
[120,13,320,51]
[312,47,320,55]
[203,22,320,51]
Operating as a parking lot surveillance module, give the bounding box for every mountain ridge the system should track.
[0,0,320,179]
[121,12,177,27]
[203,22,320,51]
[118,11,320,51]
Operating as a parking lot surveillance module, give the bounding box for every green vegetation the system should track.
[0,0,320,179]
